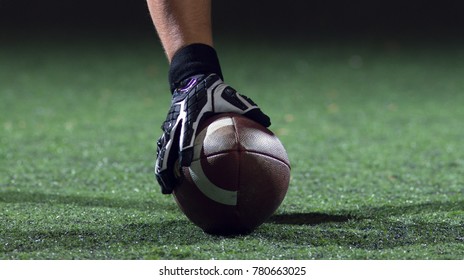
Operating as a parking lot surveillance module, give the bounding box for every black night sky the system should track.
[1,0,463,41]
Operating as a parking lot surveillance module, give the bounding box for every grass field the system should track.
[1,36,463,259]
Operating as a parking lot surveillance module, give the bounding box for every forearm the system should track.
[146,0,213,61]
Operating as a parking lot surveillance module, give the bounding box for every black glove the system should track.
[155,73,271,194]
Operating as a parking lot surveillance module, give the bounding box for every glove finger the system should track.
[244,108,271,128]
[178,117,196,167]
[215,86,271,128]
[156,120,183,194]
[235,92,271,127]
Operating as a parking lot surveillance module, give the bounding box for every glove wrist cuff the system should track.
[169,44,224,93]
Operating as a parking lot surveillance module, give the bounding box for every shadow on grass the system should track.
[0,190,202,257]
[0,190,174,212]
[260,200,464,250]
[2,189,463,257]
[0,220,201,257]
[268,200,464,225]
[268,213,352,225]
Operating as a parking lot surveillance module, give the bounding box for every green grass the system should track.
[1,37,463,259]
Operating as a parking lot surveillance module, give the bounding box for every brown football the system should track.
[173,113,291,235]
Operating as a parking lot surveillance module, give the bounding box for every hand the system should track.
[155,73,271,194]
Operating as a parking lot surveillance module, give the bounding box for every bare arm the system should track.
[146,0,213,61]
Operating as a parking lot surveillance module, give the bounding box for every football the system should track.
[173,113,291,235]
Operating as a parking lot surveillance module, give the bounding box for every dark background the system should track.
[1,0,463,42]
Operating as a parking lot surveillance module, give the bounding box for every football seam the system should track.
[195,150,291,169]
[231,116,242,223]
